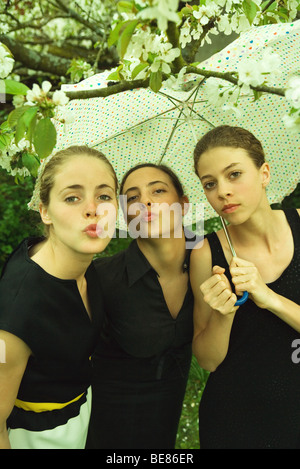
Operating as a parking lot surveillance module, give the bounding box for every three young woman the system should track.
[1,124,299,449]
[191,125,300,448]
[0,146,118,449]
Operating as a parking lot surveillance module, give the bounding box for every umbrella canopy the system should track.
[30,20,300,231]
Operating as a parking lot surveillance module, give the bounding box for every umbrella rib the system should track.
[91,106,179,146]
[158,108,185,164]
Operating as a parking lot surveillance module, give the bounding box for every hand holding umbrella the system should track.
[220,217,249,306]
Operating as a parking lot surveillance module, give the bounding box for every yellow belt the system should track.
[15,392,84,413]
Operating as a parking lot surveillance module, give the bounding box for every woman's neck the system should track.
[137,230,187,277]
[30,238,93,282]
[229,204,285,253]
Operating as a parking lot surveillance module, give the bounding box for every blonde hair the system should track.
[39,145,118,207]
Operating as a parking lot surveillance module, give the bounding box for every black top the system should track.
[93,239,194,381]
[199,209,300,448]
[0,237,104,404]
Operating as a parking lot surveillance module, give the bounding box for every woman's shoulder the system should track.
[190,237,213,279]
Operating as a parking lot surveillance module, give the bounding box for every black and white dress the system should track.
[0,238,103,449]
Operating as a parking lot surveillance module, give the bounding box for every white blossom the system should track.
[52,89,69,106]
[42,81,52,93]
[138,0,180,32]
[12,94,26,108]
[237,49,281,88]
[0,43,14,79]
[282,112,300,133]
[163,66,187,90]
[26,83,43,104]
[217,15,233,35]
[179,20,192,48]
[0,139,31,177]
[237,60,264,87]
[285,76,300,109]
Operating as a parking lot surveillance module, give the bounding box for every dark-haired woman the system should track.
[191,125,300,448]
[86,163,196,449]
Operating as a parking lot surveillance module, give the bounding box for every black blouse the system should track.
[93,239,194,381]
[0,237,104,403]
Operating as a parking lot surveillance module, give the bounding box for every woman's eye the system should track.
[230,171,242,179]
[99,194,112,201]
[203,181,216,190]
[127,195,138,203]
[154,188,166,194]
[65,196,79,203]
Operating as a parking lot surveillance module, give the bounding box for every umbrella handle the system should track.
[235,291,249,306]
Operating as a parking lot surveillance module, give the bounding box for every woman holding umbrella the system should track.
[86,163,196,449]
[191,125,300,448]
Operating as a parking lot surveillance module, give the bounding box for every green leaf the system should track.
[149,70,162,93]
[4,79,29,95]
[242,0,259,25]
[108,21,126,48]
[117,1,135,13]
[22,152,40,178]
[131,62,149,79]
[15,117,27,145]
[107,64,123,81]
[117,19,139,58]
[7,106,28,128]
[0,133,13,151]
[0,120,11,131]
[33,118,57,159]
[22,106,39,128]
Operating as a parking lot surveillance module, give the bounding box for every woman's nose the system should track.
[84,199,98,218]
[139,193,151,207]
[217,181,233,199]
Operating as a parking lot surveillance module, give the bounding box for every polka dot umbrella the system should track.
[30,20,300,233]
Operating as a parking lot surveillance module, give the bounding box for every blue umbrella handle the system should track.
[235,291,249,306]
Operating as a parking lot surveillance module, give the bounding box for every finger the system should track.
[231,257,255,268]
[230,265,255,276]
[202,279,229,302]
[212,265,226,275]
[200,273,224,292]
[206,287,233,310]
[232,273,253,286]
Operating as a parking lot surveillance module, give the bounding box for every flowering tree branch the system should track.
[0,0,299,182]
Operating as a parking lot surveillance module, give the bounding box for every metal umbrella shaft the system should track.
[220,217,249,306]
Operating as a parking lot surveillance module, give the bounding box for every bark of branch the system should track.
[64,66,285,101]
[0,35,71,76]
[186,65,285,97]
[65,77,150,100]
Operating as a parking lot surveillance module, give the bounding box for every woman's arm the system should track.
[0,330,31,449]
[190,240,238,372]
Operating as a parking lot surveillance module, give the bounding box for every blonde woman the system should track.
[0,146,118,449]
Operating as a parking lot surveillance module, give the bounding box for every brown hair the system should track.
[119,163,185,197]
[194,125,265,176]
[39,145,118,207]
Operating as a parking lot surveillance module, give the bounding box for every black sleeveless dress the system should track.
[199,209,300,449]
